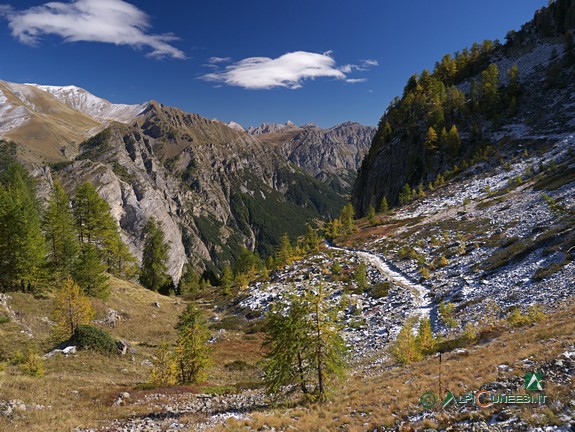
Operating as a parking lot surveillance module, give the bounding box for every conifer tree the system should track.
[73,244,109,299]
[480,63,500,116]
[44,180,79,278]
[275,233,294,266]
[447,124,461,157]
[0,163,46,290]
[366,205,376,225]
[149,342,177,386]
[220,265,233,295]
[264,284,347,401]
[264,293,312,396]
[392,318,422,365]
[73,182,116,246]
[51,278,95,343]
[339,203,355,234]
[379,196,389,213]
[354,262,368,291]
[174,304,211,384]
[140,218,170,292]
[178,264,201,295]
[307,283,347,400]
[416,318,437,355]
[304,224,320,252]
[424,126,438,154]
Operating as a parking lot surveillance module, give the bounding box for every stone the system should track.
[63,346,77,354]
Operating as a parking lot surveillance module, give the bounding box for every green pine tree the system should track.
[339,203,355,235]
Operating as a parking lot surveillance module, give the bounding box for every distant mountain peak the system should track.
[227,121,246,132]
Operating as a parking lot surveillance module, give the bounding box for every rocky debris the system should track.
[95,308,122,328]
[116,340,134,356]
[0,293,33,338]
[239,249,419,359]
[0,400,48,419]
[152,301,161,308]
[112,392,131,407]
[76,389,266,432]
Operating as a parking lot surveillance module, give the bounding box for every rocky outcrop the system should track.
[251,121,375,193]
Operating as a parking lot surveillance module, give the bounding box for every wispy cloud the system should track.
[0,0,185,59]
[207,56,231,64]
[200,51,377,90]
[345,78,367,84]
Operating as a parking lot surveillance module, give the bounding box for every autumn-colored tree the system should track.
[174,304,211,384]
[51,278,95,343]
[149,342,177,386]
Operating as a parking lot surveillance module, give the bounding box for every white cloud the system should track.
[362,59,379,67]
[201,51,378,90]
[345,78,367,84]
[207,56,231,64]
[0,0,185,59]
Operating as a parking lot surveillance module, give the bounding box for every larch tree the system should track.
[0,162,46,291]
[44,180,79,279]
[174,304,211,384]
[140,218,170,292]
[51,278,95,343]
[264,283,347,401]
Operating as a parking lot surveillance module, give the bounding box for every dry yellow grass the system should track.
[0,277,268,431]
[217,300,575,431]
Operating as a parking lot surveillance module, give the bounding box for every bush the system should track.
[0,314,9,324]
[371,282,391,298]
[11,347,44,377]
[507,305,544,328]
[74,325,118,356]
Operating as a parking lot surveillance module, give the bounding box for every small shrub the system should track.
[0,314,9,324]
[507,305,544,328]
[11,347,44,377]
[439,301,457,328]
[74,325,118,356]
[462,322,479,344]
[371,282,391,298]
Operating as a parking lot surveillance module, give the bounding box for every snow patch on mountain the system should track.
[28,84,148,123]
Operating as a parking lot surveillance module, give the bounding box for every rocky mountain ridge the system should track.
[250,120,375,193]
[352,0,575,215]
[0,80,148,162]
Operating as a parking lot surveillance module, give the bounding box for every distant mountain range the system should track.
[0,81,374,281]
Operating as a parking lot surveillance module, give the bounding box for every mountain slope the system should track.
[352,0,575,215]
[252,121,375,193]
[49,102,345,282]
[0,81,147,162]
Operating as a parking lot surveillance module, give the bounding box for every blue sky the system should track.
[1,0,547,128]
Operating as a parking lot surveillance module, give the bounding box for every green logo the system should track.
[442,391,455,408]
[419,391,437,409]
[525,372,543,391]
